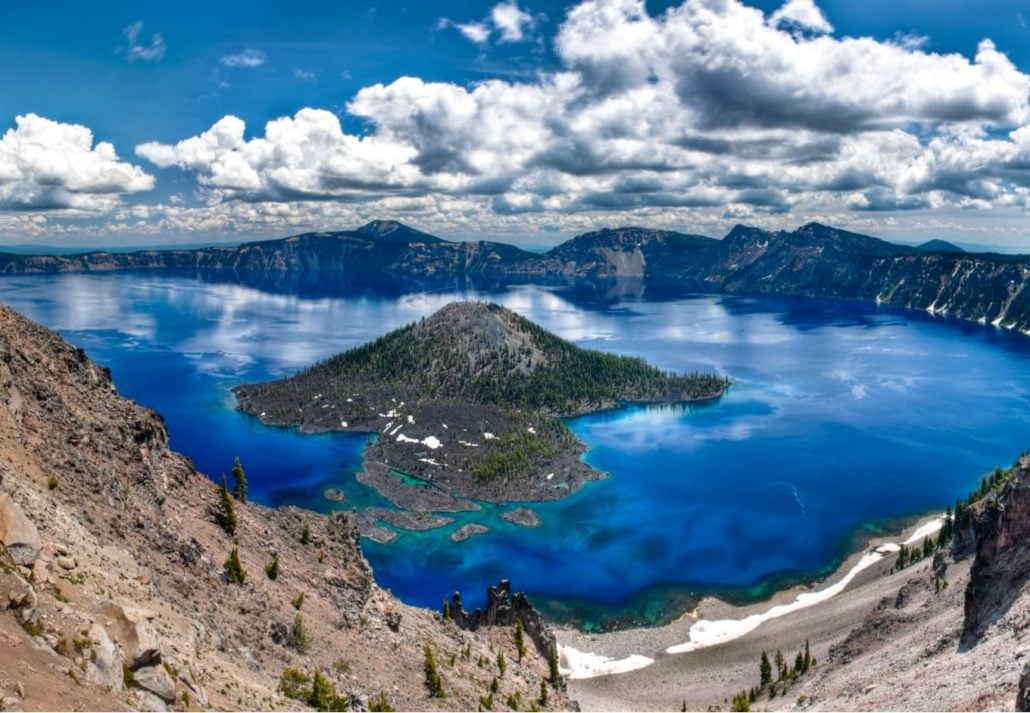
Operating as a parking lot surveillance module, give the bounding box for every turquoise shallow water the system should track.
[2,271,1029,629]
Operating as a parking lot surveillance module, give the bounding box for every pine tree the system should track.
[442,596,451,621]
[300,521,311,545]
[515,617,527,662]
[538,680,548,707]
[794,651,804,676]
[774,650,785,681]
[940,507,954,544]
[497,651,506,677]
[760,651,772,686]
[217,475,237,535]
[423,643,445,698]
[265,553,280,580]
[231,456,248,503]
[548,641,561,689]
[803,640,811,673]
[309,670,334,711]
[223,547,246,584]
[290,613,310,653]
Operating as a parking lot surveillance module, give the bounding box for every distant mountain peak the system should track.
[353,220,442,243]
[916,239,965,254]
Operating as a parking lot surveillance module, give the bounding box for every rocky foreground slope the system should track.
[783,456,1030,711]
[0,302,574,712]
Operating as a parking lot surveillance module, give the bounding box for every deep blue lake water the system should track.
[2,271,1029,629]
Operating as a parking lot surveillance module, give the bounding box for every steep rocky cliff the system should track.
[0,302,573,712]
[956,456,1030,648]
[3,220,1028,335]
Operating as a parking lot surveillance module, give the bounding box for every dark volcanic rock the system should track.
[451,580,557,660]
[961,456,1030,647]
[1017,661,1030,711]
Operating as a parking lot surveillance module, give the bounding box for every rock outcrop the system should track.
[451,580,557,660]
[0,493,40,565]
[961,456,1030,647]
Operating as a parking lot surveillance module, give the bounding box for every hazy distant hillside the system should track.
[1,219,1029,333]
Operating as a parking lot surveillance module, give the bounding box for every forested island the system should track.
[234,301,728,529]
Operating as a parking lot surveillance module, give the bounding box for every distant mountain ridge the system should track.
[1,219,1029,333]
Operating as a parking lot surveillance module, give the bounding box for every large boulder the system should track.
[85,624,124,691]
[100,602,162,668]
[0,493,41,566]
[132,665,176,703]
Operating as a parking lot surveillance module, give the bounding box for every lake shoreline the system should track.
[554,510,945,680]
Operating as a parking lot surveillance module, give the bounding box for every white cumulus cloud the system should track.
[768,0,833,34]
[0,114,154,212]
[124,0,1030,238]
[491,1,536,42]
[440,0,537,45]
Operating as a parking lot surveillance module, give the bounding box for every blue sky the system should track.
[1,0,1029,248]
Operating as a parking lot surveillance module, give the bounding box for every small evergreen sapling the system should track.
[217,475,237,535]
[515,617,527,661]
[224,547,246,584]
[265,553,280,580]
[423,643,445,698]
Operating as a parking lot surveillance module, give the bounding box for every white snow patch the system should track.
[383,421,394,433]
[390,424,403,436]
[546,473,554,480]
[340,421,348,428]
[484,432,496,440]
[527,426,536,434]
[458,440,480,448]
[419,458,440,466]
[557,644,654,679]
[346,398,353,402]
[666,516,944,655]
[407,414,415,424]
[396,434,420,444]
[443,423,448,429]
[422,436,442,450]
[902,517,944,545]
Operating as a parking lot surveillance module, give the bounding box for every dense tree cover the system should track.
[298,303,728,416]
